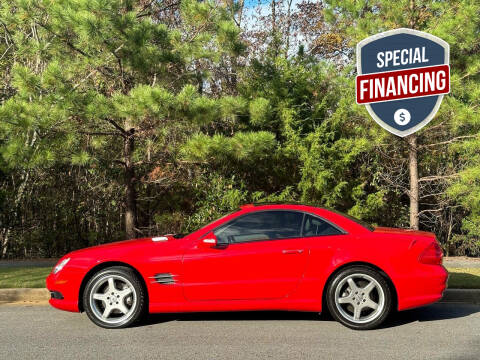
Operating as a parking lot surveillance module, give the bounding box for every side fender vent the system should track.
[150,273,176,285]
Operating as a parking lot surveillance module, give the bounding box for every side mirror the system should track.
[200,234,228,249]
[202,237,217,246]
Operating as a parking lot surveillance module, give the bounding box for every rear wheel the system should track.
[83,266,145,328]
[326,266,392,330]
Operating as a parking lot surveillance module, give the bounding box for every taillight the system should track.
[418,242,443,265]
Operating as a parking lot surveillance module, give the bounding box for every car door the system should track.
[182,210,309,301]
[301,213,348,283]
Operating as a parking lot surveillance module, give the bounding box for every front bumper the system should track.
[50,290,64,300]
[46,271,81,313]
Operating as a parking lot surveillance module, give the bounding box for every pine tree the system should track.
[0,0,246,251]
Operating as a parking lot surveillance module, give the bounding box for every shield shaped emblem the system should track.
[356,28,450,137]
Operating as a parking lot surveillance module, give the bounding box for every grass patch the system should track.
[447,268,480,289]
[0,267,51,288]
[0,266,479,289]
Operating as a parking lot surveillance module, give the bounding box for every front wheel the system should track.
[326,266,392,330]
[83,266,146,328]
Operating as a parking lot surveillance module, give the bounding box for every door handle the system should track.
[282,249,304,254]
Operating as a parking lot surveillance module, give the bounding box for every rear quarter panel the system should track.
[298,231,442,312]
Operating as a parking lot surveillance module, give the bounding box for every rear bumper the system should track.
[397,264,448,311]
[46,272,80,313]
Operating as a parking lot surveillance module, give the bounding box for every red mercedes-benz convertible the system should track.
[46,203,447,330]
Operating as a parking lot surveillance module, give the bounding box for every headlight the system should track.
[53,258,70,274]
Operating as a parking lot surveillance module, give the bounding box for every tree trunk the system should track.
[285,0,293,55]
[271,0,276,33]
[407,134,419,230]
[124,128,137,239]
[406,0,420,230]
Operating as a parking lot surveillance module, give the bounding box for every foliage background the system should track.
[0,0,479,258]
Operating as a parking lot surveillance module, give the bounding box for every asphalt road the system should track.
[0,303,479,360]
[444,257,480,269]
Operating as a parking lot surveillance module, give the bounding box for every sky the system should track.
[244,0,271,7]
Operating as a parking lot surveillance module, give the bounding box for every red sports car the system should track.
[46,203,447,330]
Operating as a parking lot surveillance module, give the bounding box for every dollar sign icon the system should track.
[394,109,411,126]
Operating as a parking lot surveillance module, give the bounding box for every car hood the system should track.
[67,235,181,257]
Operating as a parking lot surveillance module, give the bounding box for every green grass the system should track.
[0,266,479,289]
[0,267,52,288]
[446,268,480,289]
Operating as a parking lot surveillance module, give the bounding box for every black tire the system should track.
[326,266,392,330]
[83,266,146,329]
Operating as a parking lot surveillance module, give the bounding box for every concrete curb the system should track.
[0,288,50,302]
[0,288,478,305]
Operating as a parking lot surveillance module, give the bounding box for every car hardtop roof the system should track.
[239,203,374,232]
[239,202,323,210]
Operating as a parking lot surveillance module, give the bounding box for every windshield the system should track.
[184,210,238,237]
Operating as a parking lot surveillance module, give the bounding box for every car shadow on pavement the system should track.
[138,310,324,326]
[382,303,480,328]
[136,303,479,329]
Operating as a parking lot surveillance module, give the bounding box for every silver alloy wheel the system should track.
[334,273,385,324]
[89,274,137,325]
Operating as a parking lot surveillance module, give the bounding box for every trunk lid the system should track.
[373,227,436,238]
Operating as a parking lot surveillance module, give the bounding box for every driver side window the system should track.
[214,211,304,244]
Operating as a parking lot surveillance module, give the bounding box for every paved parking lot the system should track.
[0,303,478,359]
